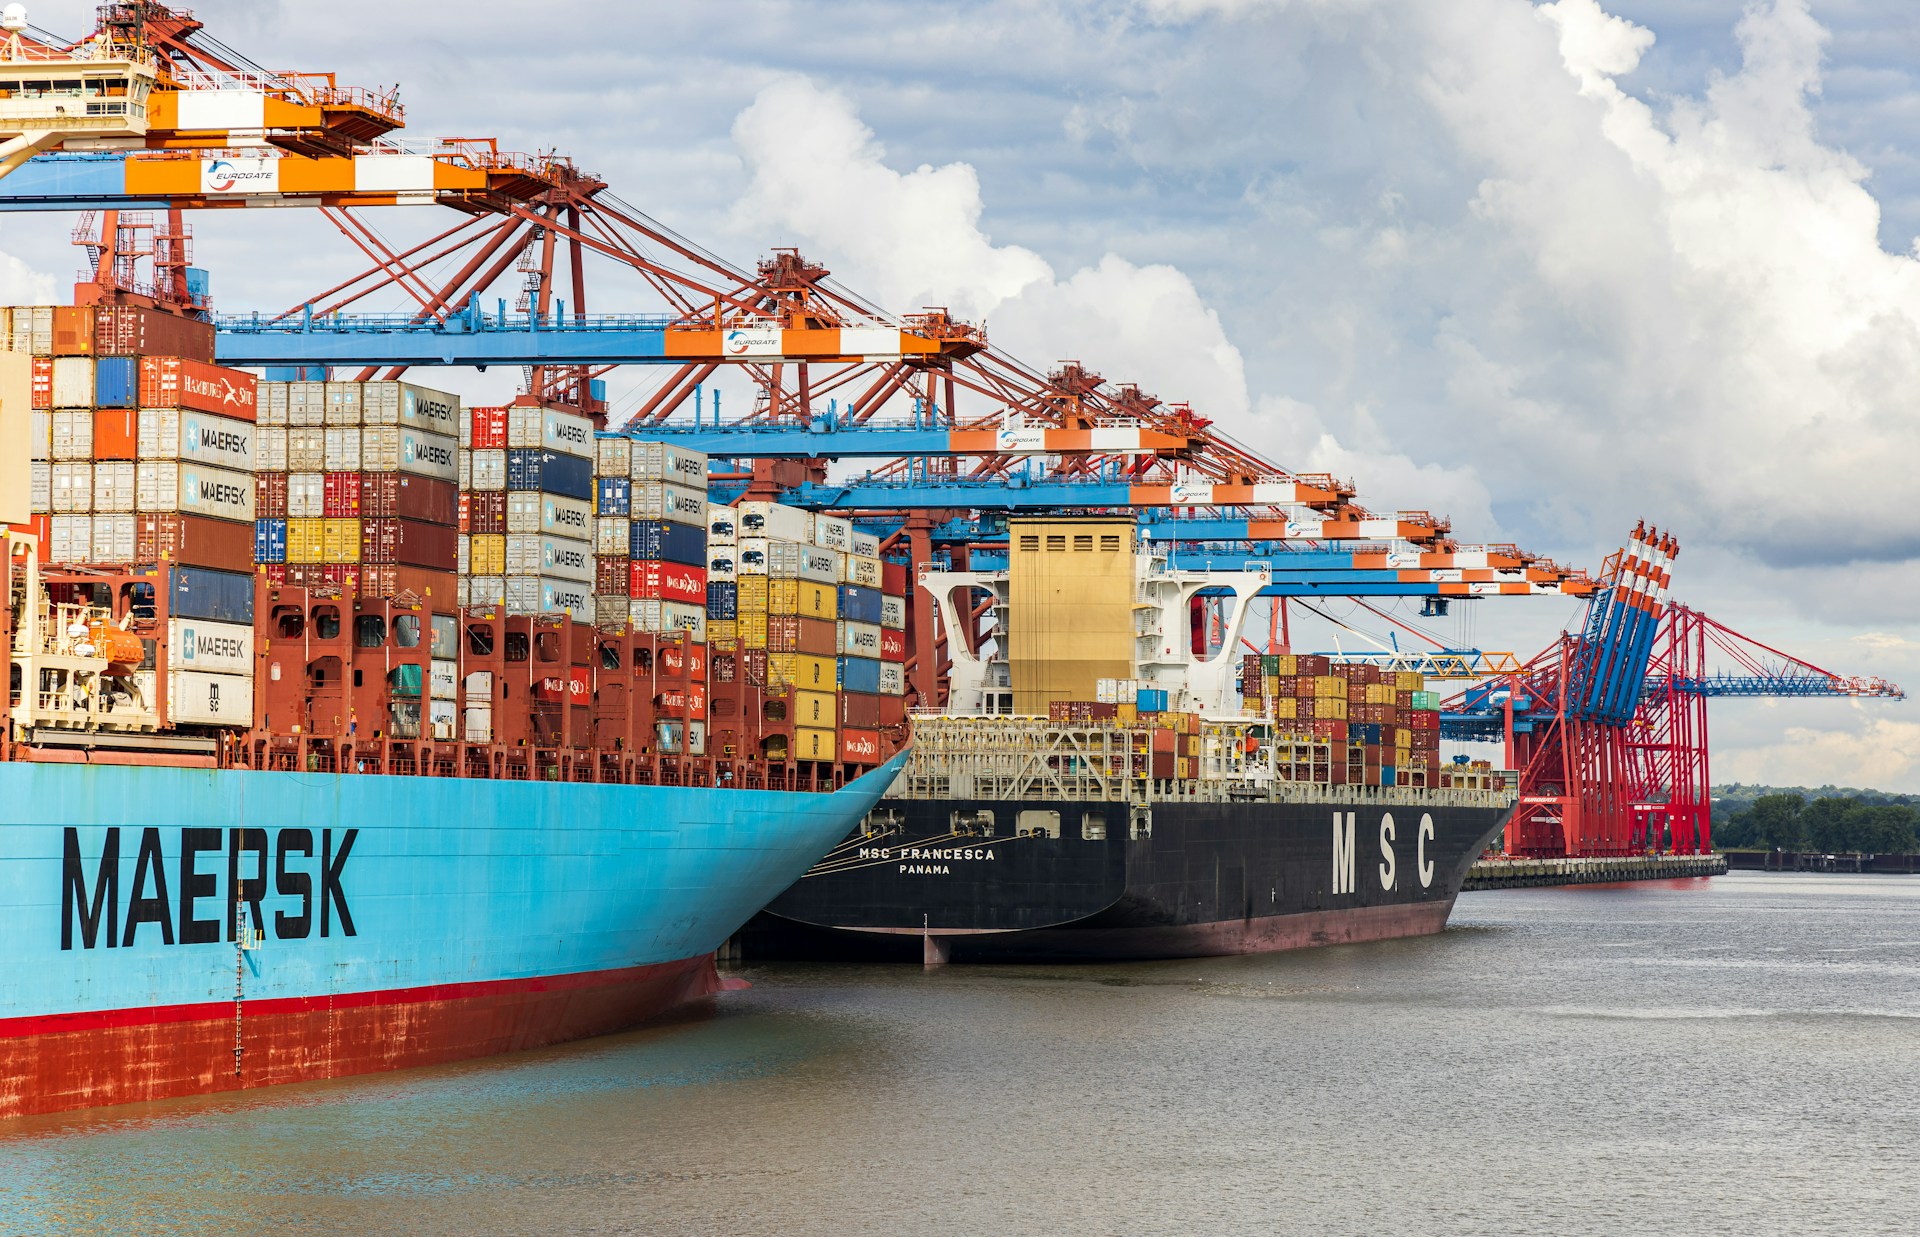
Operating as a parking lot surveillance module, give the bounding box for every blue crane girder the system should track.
[213,308,692,367]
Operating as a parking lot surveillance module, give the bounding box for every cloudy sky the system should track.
[6,0,1919,790]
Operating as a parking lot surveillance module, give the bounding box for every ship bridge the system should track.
[0,8,160,176]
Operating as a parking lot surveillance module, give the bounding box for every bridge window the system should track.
[313,607,340,640]
[535,631,562,662]
[599,644,622,671]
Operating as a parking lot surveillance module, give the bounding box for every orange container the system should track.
[91,408,139,460]
[50,306,96,356]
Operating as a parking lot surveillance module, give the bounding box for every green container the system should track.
[387,663,424,697]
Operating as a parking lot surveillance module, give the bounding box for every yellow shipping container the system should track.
[322,517,361,564]
[794,689,838,728]
[1367,683,1395,705]
[1273,698,1298,719]
[1315,676,1347,698]
[1276,655,1297,676]
[707,619,738,641]
[769,578,837,619]
[1313,697,1348,720]
[1395,671,1425,691]
[738,575,769,613]
[740,612,768,648]
[1116,702,1138,724]
[1263,675,1281,696]
[1007,515,1135,715]
[285,517,326,564]
[469,533,505,576]
[794,727,837,762]
[1395,727,1413,749]
[769,652,836,691]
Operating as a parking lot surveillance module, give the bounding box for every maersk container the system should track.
[166,618,253,675]
[594,515,629,555]
[880,594,907,630]
[627,519,705,567]
[166,565,255,624]
[430,659,458,701]
[850,529,880,559]
[707,546,738,581]
[846,554,882,588]
[287,426,326,471]
[595,435,631,477]
[323,426,362,471]
[508,406,594,457]
[736,501,810,543]
[707,508,737,543]
[796,545,842,585]
[135,461,256,523]
[167,669,253,727]
[505,448,593,501]
[597,476,631,517]
[877,661,905,696]
[504,533,593,583]
[838,655,882,695]
[467,576,506,608]
[504,575,591,620]
[136,409,257,471]
[324,380,363,425]
[838,584,883,626]
[362,426,459,481]
[93,355,138,408]
[736,538,769,574]
[628,481,706,525]
[254,518,288,564]
[838,620,883,658]
[627,599,706,641]
[357,381,462,437]
[505,492,593,539]
[811,514,853,553]
[462,702,493,743]
[706,581,738,620]
[287,380,327,426]
[429,698,457,742]
[629,441,708,487]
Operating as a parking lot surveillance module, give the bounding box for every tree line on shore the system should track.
[1714,792,1918,854]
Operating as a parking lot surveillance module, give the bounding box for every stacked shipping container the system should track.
[1237,655,1445,786]
[591,437,708,636]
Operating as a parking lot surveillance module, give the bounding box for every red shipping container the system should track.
[359,473,457,525]
[286,564,357,593]
[465,490,506,535]
[136,514,254,571]
[879,694,907,726]
[744,648,769,687]
[710,651,737,684]
[29,356,51,409]
[94,306,216,361]
[656,683,709,721]
[255,472,288,519]
[629,560,707,604]
[840,728,881,765]
[360,518,458,569]
[50,306,95,356]
[457,492,470,533]
[323,471,362,517]
[879,627,907,663]
[91,408,139,460]
[138,356,259,422]
[767,615,835,656]
[839,691,880,729]
[9,515,52,563]
[658,641,708,681]
[469,406,509,449]
[359,565,454,604]
[881,560,909,595]
[596,555,630,595]
[262,564,288,586]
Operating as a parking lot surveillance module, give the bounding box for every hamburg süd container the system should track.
[140,357,259,421]
[628,560,707,604]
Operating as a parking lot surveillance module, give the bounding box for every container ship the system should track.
[750,516,1518,962]
[0,302,916,1118]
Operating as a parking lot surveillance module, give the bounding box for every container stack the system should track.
[5,303,261,729]
[1237,656,1445,786]
[877,556,911,728]
[254,379,462,605]
[591,438,708,636]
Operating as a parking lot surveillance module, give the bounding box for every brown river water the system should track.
[2,871,1916,1235]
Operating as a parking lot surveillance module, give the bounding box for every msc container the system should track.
[254,518,288,564]
[627,519,705,566]
[706,506,737,543]
[360,381,462,437]
[95,406,141,459]
[287,472,325,518]
[811,513,853,553]
[136,409,257,472]
[846,554,882,588]
[508,405,594,457]
[91,461,136,513]
[50,408,93,460]
[838,655,883,695]
[89,513,135,563]
[166,565,255,623]
[878,661,906,696]
[362,518,459,569]
[736,501,810,543]
[504,575,591,620]
[594,515,630,556]
[360,473,457,525]
[597,476,631,517]
[165,618,253,675]
[49,462,91,513]
[838,620,883,658]
[505,448,593,500]
[505,491,593,538]
[430,659,459,701]
[595,436,631,477]
[166,669,253,727]
[793,727,836,763]
[140,357,259,422]
[362,425,459,481]
[93,305,216,362]
[504,532,593,582]
[629,441,708,486]
[51,356,95,407]
[93,356,138,408]
[469,406,508,450]
[626,599,706,640]
[880,594,907,629]
[50,514,90,563]
[256,426,289,472]
[840,727,882,765]
[706,580,738,619]
[135,462,256,522]
[322,426,362,471]
[627,482,706,525]
[287,426,327,471]
[628,560,707,604]
[470,448,507,490]
[838,584,883,625]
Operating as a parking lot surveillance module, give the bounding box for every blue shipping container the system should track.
[1381,767,1397,787]
[837,584,882,625]
[706,581,738,620]
[93,356,138,408]
[505,449,593,501]
[168,566,254,624]
[1137,687,1167,713]
[838,656,882,695]
[628,519,706,567]
[597,477,631,517]
[253,518,287,565]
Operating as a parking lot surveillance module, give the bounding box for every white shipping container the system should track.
[361,425,458,481]
[322,426,362,471]
[28,410,51,460]
[324,380,362,425]
[286,426,326,471]
[455,577,470,608]
[686,719,708,757]
[880,594,907,630]
[430,659,459,700]
[256,426,288,471]
[626,599,706,641]
[457,448,471,490]
[847,554,882,588]
[505,491,592,538]
[135,461,256,522]
[850,530,881,559]
[50,409,93,460]
[505,575,591,620]
[466,576,506,608]
[30,461,50,512]
[51,356,95,408]
[50,514,91,563]
[462,703,493,743]
[706,506,738,543]
[288,472,325,518]
[288,381,327,426]
[50,461,92,513]
[707,548,738,582]
[464,670,494,698]
[505,533,593,582]
[593,595,629,629]
[629,441,708,486]
[457,534,470,576]
[838,619,883,657]
[260,381,289,427]
[593,516,629,556]
[167,669,254,727]
[470,448,506,491]
[166,618,254,675]
[1096,678,1117,704]
[736,538,769,575]
[878,661,906,696]
[810,513,853,553]
[10,305,50,353]
[627,481,706,525]
[136,409,257,472]
[595,436,631,478]
[360,381,461,436]
[91,461,136,513]
[736,501,811,543]
[90,514,135,563]
[429,699,458,742]
[508,405,594,457]
[796,545,843,585]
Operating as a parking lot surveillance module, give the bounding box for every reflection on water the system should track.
[3,873,1917,1235]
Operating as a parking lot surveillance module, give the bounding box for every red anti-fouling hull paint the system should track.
[0,955,719,1120]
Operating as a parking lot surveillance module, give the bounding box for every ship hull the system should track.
[753,794,1511,962]
[0,755,906,1119]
